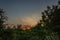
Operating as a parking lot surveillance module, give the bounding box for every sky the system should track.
[0,0,58,26]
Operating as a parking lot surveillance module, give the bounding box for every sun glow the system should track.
[21,15,40,27]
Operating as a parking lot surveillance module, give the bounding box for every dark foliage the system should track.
[0,1,60,40]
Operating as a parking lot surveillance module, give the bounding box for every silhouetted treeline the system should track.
[0,0,60,40]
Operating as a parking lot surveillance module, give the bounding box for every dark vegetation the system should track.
[0,1,60,40]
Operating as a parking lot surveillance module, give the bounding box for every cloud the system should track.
[21,14,40,26]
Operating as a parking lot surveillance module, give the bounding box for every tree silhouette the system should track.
[37,0,60,40]
[0,8,7,29]
[0,8,7,40]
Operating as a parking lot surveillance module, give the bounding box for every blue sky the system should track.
[0,0,58,25]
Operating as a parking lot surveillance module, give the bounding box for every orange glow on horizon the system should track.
[6,14,41,29]
[21,15,40,27]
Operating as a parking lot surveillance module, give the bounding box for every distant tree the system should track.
[17,24,22,29]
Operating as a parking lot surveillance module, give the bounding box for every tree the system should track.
[0,8,7,40]
[38,1,60,40]
[0,8,7,29]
